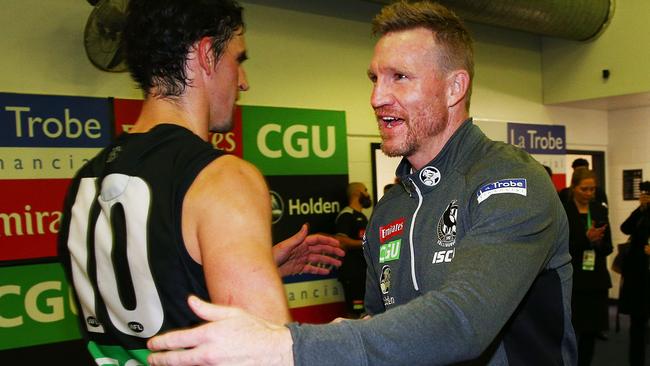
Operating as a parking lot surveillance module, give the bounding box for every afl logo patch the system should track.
[436,200,458,247]
[419,166,441,186]
[380,265,392,295]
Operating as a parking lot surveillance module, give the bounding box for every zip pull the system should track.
[408,177,423,291]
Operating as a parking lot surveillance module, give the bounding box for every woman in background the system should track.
[563,167,613,366]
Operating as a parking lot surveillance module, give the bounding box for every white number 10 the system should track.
[67,174,163,338]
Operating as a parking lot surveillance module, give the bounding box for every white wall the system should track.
[0,1,139,98]
[543,0,650,103]
[607,106,650,296]
[609,106,650,234]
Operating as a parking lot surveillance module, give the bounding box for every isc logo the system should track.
[432,248,455,264]
[257,124,336,158]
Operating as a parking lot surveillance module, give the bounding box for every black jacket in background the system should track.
[564,199,613,292]
[619,207,650,315]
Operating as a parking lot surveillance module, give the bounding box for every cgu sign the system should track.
[0,264,82,350]
[257,124,336,159]
[0,281,76,328]
[242,106,348,176]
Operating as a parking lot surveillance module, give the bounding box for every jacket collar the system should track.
[396,118,482,195]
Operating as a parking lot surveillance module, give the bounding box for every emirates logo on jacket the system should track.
[379,218,405,243]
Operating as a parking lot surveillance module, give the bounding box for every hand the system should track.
[586,224,606,243]
[147,296,294,366]
[273,223,345,277]
[644,245,650,256]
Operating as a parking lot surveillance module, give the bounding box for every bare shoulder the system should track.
[190,154,268,202]
[180,157,288,322]
[182,154,272,264]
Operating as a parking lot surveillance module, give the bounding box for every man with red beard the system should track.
[147,2,576,365]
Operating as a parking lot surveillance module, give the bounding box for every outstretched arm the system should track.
[148,296,293,366]
[273,223,345,277]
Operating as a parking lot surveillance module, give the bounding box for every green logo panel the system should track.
[0,263,81,350]
[379,239,401,263]
[241,106,348,175]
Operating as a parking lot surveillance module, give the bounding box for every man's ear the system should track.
[196,37,216,75]
[446,70,470,108]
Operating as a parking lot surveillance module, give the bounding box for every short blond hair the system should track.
[372,1,474,111]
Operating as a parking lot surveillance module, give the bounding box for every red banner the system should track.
[0,179,71,261]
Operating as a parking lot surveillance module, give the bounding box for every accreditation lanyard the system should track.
[582,207,596,271]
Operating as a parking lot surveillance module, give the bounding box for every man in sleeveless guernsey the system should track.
[57,1,343,364]
[146,2,577,365]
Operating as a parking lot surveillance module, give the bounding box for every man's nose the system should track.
[371,80,392,109]
[239,67,249,91]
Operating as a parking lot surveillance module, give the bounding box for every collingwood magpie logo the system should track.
[380,265,392,295]
[419,166,441,187]
[436,200,458,247]
[270,191,284,224]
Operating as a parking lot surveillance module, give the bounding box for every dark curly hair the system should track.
[372,1,474,111]
[124,0,244,98]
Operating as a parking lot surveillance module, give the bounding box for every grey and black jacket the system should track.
[288,119,576,366]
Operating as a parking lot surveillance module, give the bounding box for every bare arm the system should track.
[183,155,290,323]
